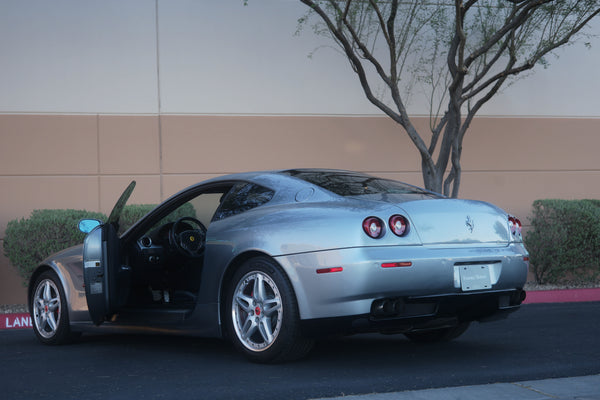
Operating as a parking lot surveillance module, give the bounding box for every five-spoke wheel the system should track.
[226,257,313,363]
[231,270,283,352]
[30,271,76,344]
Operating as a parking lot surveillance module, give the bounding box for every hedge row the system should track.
[3,205,156,286]
[524,199,600,284]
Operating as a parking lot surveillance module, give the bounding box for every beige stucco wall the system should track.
[1,114,599,304]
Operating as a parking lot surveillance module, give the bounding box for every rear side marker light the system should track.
[381,262,412,268]
[316,267,343,274]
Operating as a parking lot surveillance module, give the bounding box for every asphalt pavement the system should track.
[313,289,600,400]
[2,299,600,399]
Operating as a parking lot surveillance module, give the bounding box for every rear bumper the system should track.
[300,289,526,337]
[276,243,528,320]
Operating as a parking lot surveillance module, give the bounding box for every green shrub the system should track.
[118,204,157,234]
[524,199,600,284]
[3,209,106,285]
[3,203,198,286]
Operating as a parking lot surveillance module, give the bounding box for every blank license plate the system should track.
[460,265,492,291]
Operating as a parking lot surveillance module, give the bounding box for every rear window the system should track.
[283,170,438,198]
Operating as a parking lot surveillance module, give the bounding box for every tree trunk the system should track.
[421,156,443,194]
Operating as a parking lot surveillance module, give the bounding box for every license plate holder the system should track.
[459,265,492,291]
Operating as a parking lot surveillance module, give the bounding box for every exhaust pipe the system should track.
[371,298,406,317]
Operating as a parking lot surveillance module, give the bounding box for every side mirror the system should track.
[78,219,103,234]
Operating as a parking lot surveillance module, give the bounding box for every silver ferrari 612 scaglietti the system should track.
[29,169,528,363]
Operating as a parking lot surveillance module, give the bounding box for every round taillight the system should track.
[515,218,522,236]
[508,216,517,235]
[389,214,409,237]
[363,217,384,239]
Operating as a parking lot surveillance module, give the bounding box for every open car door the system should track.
[82,181,136,325]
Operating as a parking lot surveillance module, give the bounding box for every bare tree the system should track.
[297,0,599,196]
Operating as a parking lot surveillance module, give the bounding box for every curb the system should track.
[523,287,600,304]
[2,288,600,330]
[1,313,32,330]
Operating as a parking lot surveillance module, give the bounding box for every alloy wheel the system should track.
[231,271,283,352]
[33,278,62,339]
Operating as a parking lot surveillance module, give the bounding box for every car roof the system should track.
[195,168,362,188]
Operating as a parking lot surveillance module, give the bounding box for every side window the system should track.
[213,183,274,221]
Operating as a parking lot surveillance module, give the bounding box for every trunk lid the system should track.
[397,199,510,246]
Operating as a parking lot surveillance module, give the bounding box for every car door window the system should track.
[213,183,274,222]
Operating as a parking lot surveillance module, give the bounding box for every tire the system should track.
[225,256,314,363]
[30,271,78,345]
[404,322,471,343]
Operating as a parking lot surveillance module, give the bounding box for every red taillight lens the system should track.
[389,215,409,237]
[363,217,384,239]
[508,216,522,237]
[508,216,517,235]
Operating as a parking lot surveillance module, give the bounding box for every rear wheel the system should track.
[30,271,77,345]
[225,256,313,363]
[404,322,470,343]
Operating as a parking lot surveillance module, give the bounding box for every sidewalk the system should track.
[313,374,600,400]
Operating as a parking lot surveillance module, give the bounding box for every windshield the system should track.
[282,170,439,198]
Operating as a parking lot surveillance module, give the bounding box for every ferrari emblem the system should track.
[465,216,474,233]
[190,236,195,242]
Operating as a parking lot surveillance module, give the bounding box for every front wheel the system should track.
[225,257,313,363]
[30,271,77,345]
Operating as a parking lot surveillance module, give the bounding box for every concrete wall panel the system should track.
[160,115,427,174]
[0,115,98,175]
[463,118,600,171]
[162,174,225,199]
[99,176,162,215]
[0,253,27,305]
[0,176,99,237]
[99,116,160,174]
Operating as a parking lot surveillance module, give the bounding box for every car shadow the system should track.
[69,322,518,368]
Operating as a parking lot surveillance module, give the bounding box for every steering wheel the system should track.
[168,217,207,257]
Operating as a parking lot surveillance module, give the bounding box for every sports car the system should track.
[29,169,529,363]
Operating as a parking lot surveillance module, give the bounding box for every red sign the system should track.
[0,313,32,330]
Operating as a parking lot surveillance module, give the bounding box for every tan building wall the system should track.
[1,114,599,304]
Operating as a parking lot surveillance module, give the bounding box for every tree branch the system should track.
[299,0,435,173]
[464,0,552,69]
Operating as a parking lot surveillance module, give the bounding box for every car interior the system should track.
[124,188,232,311]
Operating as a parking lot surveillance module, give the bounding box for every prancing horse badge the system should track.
[465,215,474,233]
